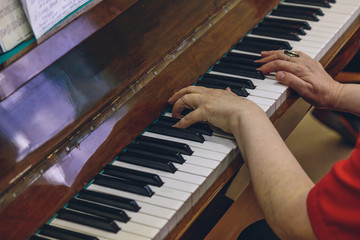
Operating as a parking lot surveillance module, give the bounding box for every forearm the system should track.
[231,107,316,239]
[332,83,360,116]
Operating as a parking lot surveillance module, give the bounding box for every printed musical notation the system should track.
[0,0,33,52]
[22,0,89,39]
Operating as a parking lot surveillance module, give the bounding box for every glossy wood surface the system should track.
[0,0,359,239]
[0,0,232,199]
[0,0,139,100]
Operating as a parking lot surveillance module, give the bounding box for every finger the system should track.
[171,92,202,118]
[257,60,305,75]
[168,85,209,104]
[276,71,312,94]
[173,109,204,129]
[260,50,283,57]
[255,50,285,63]
[225,87,238,96]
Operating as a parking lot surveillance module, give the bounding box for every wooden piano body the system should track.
[0,0,359,239]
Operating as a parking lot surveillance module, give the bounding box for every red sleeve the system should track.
[307,137,360,240]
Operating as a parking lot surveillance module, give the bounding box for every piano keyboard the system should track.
[31,0,360,239]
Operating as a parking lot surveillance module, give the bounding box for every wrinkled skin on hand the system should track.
[256,50,343,109]
[168,86,262,134]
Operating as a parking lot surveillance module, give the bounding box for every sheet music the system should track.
[21,0,89,39]
[0,0,33,52]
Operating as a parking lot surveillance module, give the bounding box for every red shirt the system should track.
[307,137,360,239]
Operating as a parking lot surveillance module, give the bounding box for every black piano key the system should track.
[67,198,130,222]
[271,9,319,21]
[277,4,325,16]
[135,135,193,155]
[202,73,255,89]
[221,55,263,69]
[38,224,99,240]
[127,142,185,164]
[196,81,249,97]
[117,151,177,173]
[148,124,205,143]
[56,209,120,233]
[233,42,276,54]
[103,164,164,186]
[220,57,260,70]
[226,52,263,61]
[257,22,306,35]
[233,38,293,53]
[30,236,49,240]
[78,189,140,212]
[157,115,213,136]
[242,36,292,50]
[212,63,265,80]
[94,174,154,197]
[264,17,311,30]
[251,27,301,41]
[260,20,307,34]
[284,0,331,8]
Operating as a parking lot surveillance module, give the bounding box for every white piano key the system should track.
[305,29,334,40]
[340,0,360,6]
[247,89,282,110]
[151,185,192,201]
[36,235,58,240]
[174,162,212,177]
[203,134,237,149]
[116,221,160,239]
[183,155,220,169]
[247,88,281,100]
[125,211,167,229]
[339,0,360,5]
[308,25,338,35]
[256,103,269,111]
[161,176,199,193]
[190,145,227,161]
[322,5,357,16]
[318,13,350,26]
[136,201,176,220]
[51,218,151,240]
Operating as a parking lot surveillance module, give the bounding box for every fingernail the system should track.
[277,72,285,80]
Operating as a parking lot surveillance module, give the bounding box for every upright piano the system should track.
[0,0,359,239]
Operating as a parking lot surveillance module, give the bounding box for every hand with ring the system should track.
[284,50,300,61]
[255,50,343,109]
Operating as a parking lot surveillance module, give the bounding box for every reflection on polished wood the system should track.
[0,0,359,239]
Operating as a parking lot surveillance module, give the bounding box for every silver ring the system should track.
[284,50,299,60]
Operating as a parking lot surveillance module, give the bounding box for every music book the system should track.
[0,0,101,54]
[0,0,33,52]
[21,0,90,39]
